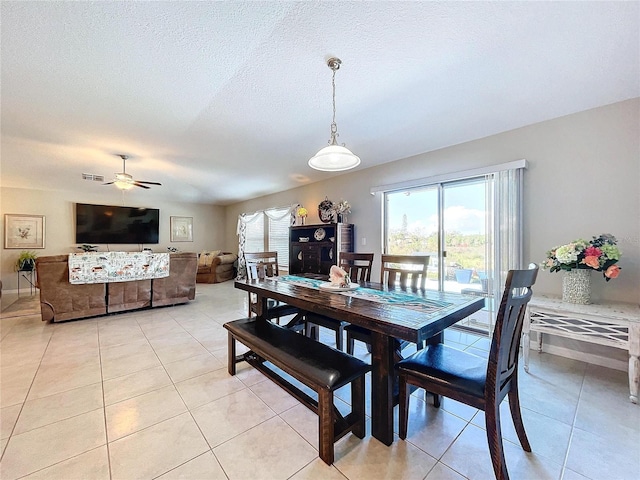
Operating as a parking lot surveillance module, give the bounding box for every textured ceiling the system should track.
[1,1,638,205]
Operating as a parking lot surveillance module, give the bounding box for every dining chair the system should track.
[345,254,430,354]
[244,251,299,325]
[306,252,375,351]
[396,264,539,480]
[339,252,374,283]
[380,254,430,290]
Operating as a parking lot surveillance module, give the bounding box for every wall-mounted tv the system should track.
[75,203,160,244]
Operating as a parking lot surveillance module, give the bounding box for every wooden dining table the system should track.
[234,275,485,446]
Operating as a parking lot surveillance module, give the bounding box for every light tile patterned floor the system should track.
[1,282,638,479]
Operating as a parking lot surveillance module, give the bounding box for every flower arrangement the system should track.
[542,233,621,281]
[333,200,351,215]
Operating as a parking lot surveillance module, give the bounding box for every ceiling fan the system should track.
[104,155,162,190]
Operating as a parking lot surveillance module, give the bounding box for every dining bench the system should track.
[224,317,371,464]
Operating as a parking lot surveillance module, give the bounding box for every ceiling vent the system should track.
[82,173,105,182]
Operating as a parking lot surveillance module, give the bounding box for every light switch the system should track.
[361,237,367,246]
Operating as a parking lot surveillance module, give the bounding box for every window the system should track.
[244,214,264,254]
[267,207,291,269]
[237,204,298,277]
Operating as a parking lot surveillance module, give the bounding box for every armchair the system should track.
[196,251,237,283]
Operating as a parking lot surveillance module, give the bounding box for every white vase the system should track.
[562,269,591,304]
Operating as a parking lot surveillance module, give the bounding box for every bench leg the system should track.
[228,332,236,376]
[318,389,335,465]
[351,376,366,439]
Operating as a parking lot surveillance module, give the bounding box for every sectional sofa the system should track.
[36,252,198,322]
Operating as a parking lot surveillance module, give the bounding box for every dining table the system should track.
[234,274,485,446]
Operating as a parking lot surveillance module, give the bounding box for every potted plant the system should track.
[16,250,38,271]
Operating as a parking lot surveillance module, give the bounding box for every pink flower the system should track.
[584,246,602,257]
[605,264,621,279]
[582,255,600,269]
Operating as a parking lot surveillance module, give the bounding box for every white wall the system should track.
[225,98,639,305]
[0,187,225,290]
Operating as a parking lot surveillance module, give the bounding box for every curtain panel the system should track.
[236,204,299,279]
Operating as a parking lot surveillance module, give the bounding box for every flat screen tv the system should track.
[75,203,160,244]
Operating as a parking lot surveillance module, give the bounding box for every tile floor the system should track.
[1,282,638,479]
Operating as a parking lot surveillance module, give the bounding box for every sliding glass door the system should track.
[384,173,518,334]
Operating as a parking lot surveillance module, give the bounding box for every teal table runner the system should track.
[278,275,457,315]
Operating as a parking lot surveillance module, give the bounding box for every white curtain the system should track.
[236,204,298,279]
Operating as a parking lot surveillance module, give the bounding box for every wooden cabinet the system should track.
[289,223,354,275]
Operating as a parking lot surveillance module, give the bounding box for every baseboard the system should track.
[528,343,627,372]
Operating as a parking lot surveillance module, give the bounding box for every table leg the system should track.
[255,296,268,318]
[426,330,443,346]
[370,331,396,445]
[629,323,639,404]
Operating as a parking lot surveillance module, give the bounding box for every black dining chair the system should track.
[396,264,539,480]
[345,254,430,355]
[306,252,375,351]
[244,251,300,326]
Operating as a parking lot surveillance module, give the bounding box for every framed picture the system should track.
[4,214,46,249]
[170,216,193,242]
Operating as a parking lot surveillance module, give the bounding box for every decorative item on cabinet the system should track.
[332,199,351,223]
[318,197,335,223]
[297,206,308,225]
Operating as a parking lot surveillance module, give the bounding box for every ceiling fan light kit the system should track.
[114,173,135,190]
[308,57,361,172]
[103,155,162,190]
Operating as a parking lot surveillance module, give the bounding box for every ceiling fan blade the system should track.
[103,182,115,185]
[133,182,151,189]
[136,181,162,185]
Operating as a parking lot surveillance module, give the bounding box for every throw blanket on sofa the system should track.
[68,252,170,284]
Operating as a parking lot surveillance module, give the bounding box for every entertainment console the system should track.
[35,252,197,322]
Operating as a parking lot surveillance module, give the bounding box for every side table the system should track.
[523,296,640,404]
[17,269,37,297]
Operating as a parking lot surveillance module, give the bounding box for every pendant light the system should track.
[308,57,361,172]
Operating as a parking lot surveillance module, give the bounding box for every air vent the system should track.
[82,173,105,182]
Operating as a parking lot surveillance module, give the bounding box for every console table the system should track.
[523,296,640,403]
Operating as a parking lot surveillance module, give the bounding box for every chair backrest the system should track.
[339,252,374,283]
[244,251,279,280]
[488,263,538,399]
[380,254,430,290]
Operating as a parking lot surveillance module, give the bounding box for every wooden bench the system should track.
[224,317,371,464]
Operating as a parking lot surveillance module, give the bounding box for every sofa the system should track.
[36,252,197,322]
[196,251,237,283]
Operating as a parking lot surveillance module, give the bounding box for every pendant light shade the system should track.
[308,57,360,172]
[308,144,361,172]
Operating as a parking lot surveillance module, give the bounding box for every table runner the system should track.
[69,252,170,284]
[277,275,457,315]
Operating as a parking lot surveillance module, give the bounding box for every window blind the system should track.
[244,215,264,254]
[267,207,291,268]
